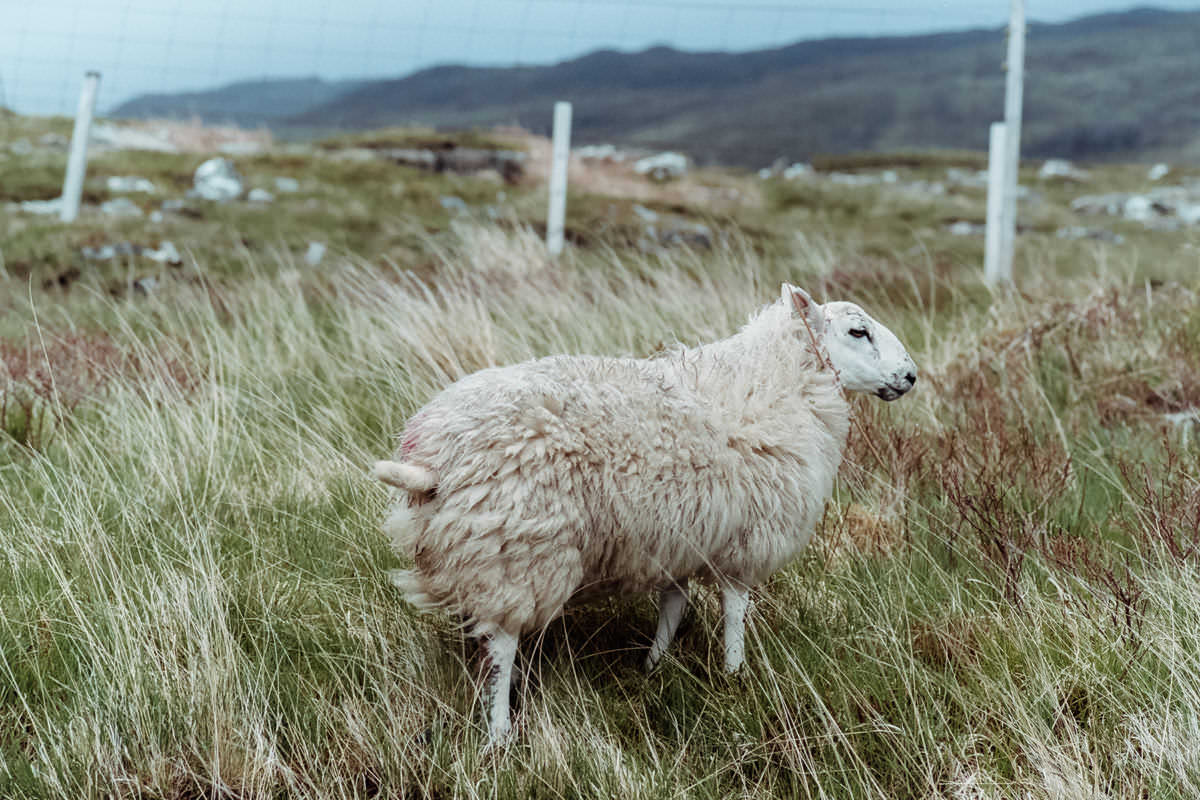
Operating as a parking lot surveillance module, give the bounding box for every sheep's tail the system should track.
[373,460,438,493]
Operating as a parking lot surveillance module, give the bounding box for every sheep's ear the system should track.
[782,283,824,334]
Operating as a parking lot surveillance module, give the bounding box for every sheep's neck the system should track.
[670,305,850,456]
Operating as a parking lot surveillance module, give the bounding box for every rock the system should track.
[190,157,243,201]
[106,176,157,193]
[947,221,985,236]
[81,245,117,260]
[829,172,879,186]
[18,197,63,215]
[304,241,327,266]
[144,241,182,265]
[576,144,625,162]
[274,177,300,193]
[218,141,265,156]
[439,195,468,214]
[247,188,275,204]
[383,147,526,182]
[100,197,144,217]
[782,162,814,180]
[1038,159,1089,181]
[1147,163,1171,181]
[633,152,688,181]
[1177,204,1200,225]
[10,139,33,156]
[1123,195,1158,222]
[946,168,989,188]
[1055,226,1124,244]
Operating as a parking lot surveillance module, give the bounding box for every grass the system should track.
[2,117,1200,798]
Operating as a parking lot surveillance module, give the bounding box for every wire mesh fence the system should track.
[2,0,1011,119]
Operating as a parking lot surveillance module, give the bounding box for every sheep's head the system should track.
[783,283,917,401]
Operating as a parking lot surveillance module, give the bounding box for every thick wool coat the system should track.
[385,299,850,636]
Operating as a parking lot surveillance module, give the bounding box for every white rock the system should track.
[1147,163,1170,181]
[191,157,243,201]
[144,241,182,265]
[782,162,814,180]
[576,144,625,162]
[106,176,157,193]
[1122,195,1156,222]
[100,197,144,217]
[89,123,177,153]
[274,177,300,193]
[947,221,984,236]
[1039,159,1089,181]
[19,197,63,215]
[1177,204,1200,225]
[304,241,327,266]
[247,188,275,204]
[633,152,688,180]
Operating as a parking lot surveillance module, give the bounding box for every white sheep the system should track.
[375,284,917,744]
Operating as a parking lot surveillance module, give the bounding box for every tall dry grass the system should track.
[1,223,1198,798]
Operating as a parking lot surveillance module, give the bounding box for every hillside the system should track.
[109,8,1200,166]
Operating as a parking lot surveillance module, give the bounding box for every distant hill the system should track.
[110,77,365,128]
[109,8,1200,166]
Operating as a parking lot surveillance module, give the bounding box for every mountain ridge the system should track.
[109,8,1200,166]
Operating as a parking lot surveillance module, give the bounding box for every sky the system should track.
[2,0,1198,116]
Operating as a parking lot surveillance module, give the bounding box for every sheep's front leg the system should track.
[483,630,519,746]
[721,585,750,673]
[645,579,689,671]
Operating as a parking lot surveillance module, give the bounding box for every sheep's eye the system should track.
[849,328,871,340]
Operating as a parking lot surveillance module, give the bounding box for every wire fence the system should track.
[1,0,1012,119]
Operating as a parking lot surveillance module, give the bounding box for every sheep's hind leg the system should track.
[644,579,689,672]
[482,630,519,747]
[721,585,750,673]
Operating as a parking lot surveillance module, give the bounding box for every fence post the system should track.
[993,0,1025,285]
[984,122,1008,285]
[60,71,101,223]
[546,100,572,257]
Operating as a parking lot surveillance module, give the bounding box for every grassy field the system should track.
[2,115,1199,799]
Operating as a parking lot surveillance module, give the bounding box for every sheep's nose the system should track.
[904,372,917,387]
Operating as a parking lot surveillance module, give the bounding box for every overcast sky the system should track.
[2,0,1198,116]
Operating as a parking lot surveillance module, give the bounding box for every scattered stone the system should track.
[149,211,164,223]
[1147,163,1171,181]
[947,221,985,236]
[106,176,157,193]
[190,157,243,202]
[274,177,301,193]
[304,241,327,266]
[144,241,182,265]
[1038,159,1089,181]
[18,197,63,215]
[439,195,468,214]
[633,152,688,181]
[576,144,625,162]
[1123,195,1158,222]
[782,162,814,180]
[10,139,33,156]
[1071,193,1128,216]
[1055,226,1124,244]
[161,198,188,213]
[1177,204,1200,225]
[100,197,144,218]
[247,188,275,204]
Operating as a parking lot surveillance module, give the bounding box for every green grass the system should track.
[2,118,1200,798]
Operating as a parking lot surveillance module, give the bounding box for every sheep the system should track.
[374,283,917,744]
